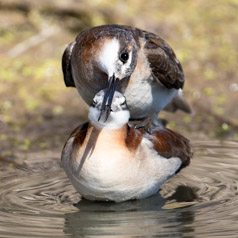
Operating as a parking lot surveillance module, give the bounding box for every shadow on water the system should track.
[0,140,238,237]
[63,194,196,237]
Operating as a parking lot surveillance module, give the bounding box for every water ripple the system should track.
[0,141,237,237]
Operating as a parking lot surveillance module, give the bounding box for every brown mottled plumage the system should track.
[62,24,192,125]
[148,127,193,172]
[63,122,193,173]
[63,25,184,90]
[61,90,193,202]
[62,104,192,178]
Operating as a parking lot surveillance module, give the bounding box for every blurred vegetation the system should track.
[0,0,238,157]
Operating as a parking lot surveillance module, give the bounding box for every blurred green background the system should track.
[0,0,238,157]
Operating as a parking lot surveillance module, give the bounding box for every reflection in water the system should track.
[0,141,238,237]
[64,196,195,237]
[75,194,165,212]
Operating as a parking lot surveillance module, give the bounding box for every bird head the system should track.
[96,33,138,121]
[88,89,130,129]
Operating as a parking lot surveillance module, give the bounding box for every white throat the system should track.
[88,107,130,130]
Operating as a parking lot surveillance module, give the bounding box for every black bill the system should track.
[98,74,119,122]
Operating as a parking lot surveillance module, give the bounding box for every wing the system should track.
[143,31,184,89]
[125,123,144,151]
[163,90,193,114]
[149,127,193,171]
[62,42,76,87]
[61,122,89,162]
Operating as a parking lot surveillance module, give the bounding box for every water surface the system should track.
[0,140,237,237]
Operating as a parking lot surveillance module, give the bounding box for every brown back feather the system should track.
[148,127,193,171]
[125,124,144,152]
[71,122,89,149]
[61,122,89,164]
[143,31,184,89]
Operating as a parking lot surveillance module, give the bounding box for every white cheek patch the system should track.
[114,95,126,105]
[99,38,120,77]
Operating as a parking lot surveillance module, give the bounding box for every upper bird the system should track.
[61,90,193,202]
[62,24,191,124]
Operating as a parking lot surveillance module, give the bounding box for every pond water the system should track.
[0,140,237,237]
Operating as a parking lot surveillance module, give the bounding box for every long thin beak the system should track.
[98,74,119,122]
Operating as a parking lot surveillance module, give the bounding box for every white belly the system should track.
[64,139,181,202]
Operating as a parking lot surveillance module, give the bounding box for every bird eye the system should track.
[92,100,96,106]
[121,101,127,107]
[120,52,129,63]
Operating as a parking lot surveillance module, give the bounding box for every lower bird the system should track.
[62,24,192,125]
[61,90,193,202]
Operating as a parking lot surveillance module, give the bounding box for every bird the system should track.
[62,24,192,125]
[61,89,193,202]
